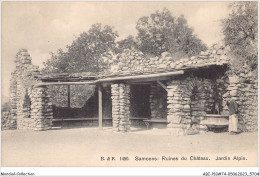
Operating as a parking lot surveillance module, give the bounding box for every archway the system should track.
[181,76,206,125]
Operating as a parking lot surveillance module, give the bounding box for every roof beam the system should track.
[157,80,167,92]
[96,70,184,83]
[33,70,184,88]
[126,76,170,83]
[33,81,95,87]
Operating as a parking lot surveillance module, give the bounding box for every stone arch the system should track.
[22,88,31,118]
[9,49,53,130]
[182,76,205,98]
[181,76,206,124]
[167,75,208,135]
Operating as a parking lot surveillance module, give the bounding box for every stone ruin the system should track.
[2,45,258,134]
[111,84,131,132]
[99,44,258,134]
[101,44,229,75]
[5,49,53,130]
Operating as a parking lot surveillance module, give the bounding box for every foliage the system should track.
[1,102,10,113]
[222,2,258,73]
[23,89,31,109]
[42,24,118,108]
[42,23,118,73]
[115,35,138,53]
[47,85,96,108]
[136,8,206,57]
[70,85,96,108]
[1,95,10,113]
[42,10,208,108]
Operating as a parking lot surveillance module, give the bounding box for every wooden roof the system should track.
[40,72,97,82]
[34,61,228,88]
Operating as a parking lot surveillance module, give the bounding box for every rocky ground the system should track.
[1,127,258,167]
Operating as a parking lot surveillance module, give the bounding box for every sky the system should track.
[2,1,230,97]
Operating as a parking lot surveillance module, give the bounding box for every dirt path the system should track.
[1,128,258,167]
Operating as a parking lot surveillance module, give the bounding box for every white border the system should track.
[0,0,259,176]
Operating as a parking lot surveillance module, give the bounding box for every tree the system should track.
[222,2,258,72]
[43,23,118,74]
[136,8,206,57]
[42,24,118,108]
[1,101,10,113]
[115,35,138,53]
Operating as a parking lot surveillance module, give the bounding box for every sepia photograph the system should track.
[1,1,258,175]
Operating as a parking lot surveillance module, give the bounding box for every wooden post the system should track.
[98,84,103,129]
[67,85,70,108]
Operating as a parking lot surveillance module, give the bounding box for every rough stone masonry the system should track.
[111,83,131,132]
[4,49,53,131]
[100,43,257,134]
[2,44,258,134]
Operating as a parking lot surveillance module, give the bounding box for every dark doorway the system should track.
[130,85,151,118]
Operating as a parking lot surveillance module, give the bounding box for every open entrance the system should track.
[190,85,205,120]
[51,85,112,128]
[130,85,151,118]
[183,75,228,133]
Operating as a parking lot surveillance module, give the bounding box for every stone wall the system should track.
[101,44,229,75]
[218,72,258,132]
[166,70,258,135]
[111,83,131,132]
[9,74,17,126]
[7,45,257,133]
[1,112,16,130]
[8,49,53,131]
[104,44,258,133]
[167,75,217,135]
[239,75,258,132]
[29,86,53,130]
[9,49,38,129]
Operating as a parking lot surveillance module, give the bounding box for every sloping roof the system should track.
[40,72,97,82]
[39,44,230,83]
[99,43,230,78]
